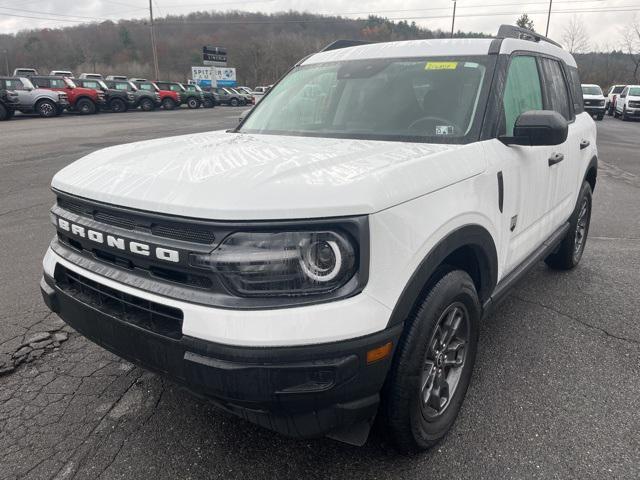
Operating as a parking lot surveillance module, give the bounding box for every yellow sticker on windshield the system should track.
[425,61,458,70]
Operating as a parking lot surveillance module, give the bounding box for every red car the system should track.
[133,80,180,110]
[31,75,105,114]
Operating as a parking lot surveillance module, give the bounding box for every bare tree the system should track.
[621,16,640,82]
[562,15,590,54]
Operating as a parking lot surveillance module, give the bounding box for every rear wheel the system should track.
[76,98,96,115]
[382,270,480,453]
[162,98,176,110]
[140,98,155,111]
[187,97,200,109]
[0,103,8,121]
[109,98,127,113]
[36,99,57,118]
[203,98,214,108]
[545,181,592,270]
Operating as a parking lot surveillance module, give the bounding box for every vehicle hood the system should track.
[51,131,485,220]
[583,94,605,101]
[72,87,98,96]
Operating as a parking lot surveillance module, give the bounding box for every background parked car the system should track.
[581,84,605,120]
[614,85,640,121]
[235,86,256,104]
[133,80,179,110]
[0,76,68,117]
[252,85,271,103]
[105,79,160,111]
[13,68,37,77]
[185,84,215,108]
[229,87,254,105]
[0,88,19,120]
[75,78,135,113]
[78,73,103,80]
[159,81,203,109]
[213,87,245,106]
[50,70,74,77]
[155,81,188,107]
[106,75,128,81]
[31,75,105,115]
[606,84,626,116]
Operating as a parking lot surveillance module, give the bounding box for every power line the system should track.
[0,6,112,21]
[154,6,640,25]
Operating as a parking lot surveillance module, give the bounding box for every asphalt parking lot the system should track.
[1,109,639,480]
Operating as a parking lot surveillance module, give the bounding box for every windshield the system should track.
[582,85,602,95]
[98,80,109,90]
[239,56,491,143]
[612,86,625,94]
[629,87,640,96]
[64,78,76,88]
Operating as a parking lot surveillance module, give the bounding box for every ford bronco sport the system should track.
[0,77,69,117]
[41,26,597,452]
[31,75,105,115]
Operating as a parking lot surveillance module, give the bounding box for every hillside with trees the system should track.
[0,10,638,88]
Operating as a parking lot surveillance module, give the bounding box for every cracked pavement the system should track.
[1,111,639,479]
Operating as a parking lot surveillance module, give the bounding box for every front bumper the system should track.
[624,107,640,117]
[40,268,401,439]
[585,105,605,115]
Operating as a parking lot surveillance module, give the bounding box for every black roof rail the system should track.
[496,25,563,49]
[320,40,373,53]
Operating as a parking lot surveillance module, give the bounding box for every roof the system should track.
[302,36,576,68]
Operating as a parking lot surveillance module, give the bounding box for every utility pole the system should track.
[545,0,553,36]
[149,0,160,80]
[451,0,457,39]
[2,49,8,76]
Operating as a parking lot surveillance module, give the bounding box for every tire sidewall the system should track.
[230,98,239,107]
[187,97,199,109]
[0,103,7,120]
[77,99,95,115]
[384,270,480,451]
[111,98,126,112]
[570,182,593,265]
[162,98,175,110]
[141,98,154,111]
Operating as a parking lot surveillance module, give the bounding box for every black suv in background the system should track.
[185,84,215,108]
[0,88,19,120]
[75,78,135,113]
[212,87,245,106]
[105,80,160,111]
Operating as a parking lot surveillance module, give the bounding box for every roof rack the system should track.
[320,40,373,53]
[496,25,563,49]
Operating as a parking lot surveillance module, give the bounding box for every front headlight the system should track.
[190,230,358,297]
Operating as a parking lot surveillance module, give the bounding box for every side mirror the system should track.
[621,93,627,98]
[500,110,568,147]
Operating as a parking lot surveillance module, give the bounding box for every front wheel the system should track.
[76,98,96,115]
[203,98,214,108]
[545,181,592,270]
[622,107,629,121]
[36,99,57,118]
[110,98,127,113]
[140,98,155,111]
[162,98,176,110]
[187,97,200,109]
[0,103,8,121]
[381,270,480,452]
[230,98,239,107]
[597,113,604,121]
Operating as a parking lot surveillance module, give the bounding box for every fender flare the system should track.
[584,155,598,191]
[386,224,498,327]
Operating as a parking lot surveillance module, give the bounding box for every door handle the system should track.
[548,153,564,166]
[580,139,590,150]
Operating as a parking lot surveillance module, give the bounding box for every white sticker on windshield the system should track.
[464,62,480,68]
[436,126,455,136]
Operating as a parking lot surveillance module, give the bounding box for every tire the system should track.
[597,113,604,121]
[162,98,176,110]
[109,98,127,113]
[545,181,592,270]
[230,98,239,107]
[203,98,214,108]
[187,97,200,109]
[140,98,155,111]
[622,107,629,121]
[76,98,96,115]
[0,103,7,121]
[36,99,57,118]
[381,269,480,453]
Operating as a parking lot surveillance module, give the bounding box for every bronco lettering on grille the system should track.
[57,217,180,263]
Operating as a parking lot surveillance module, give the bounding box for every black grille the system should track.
[55,265,183,339]
[57,196,216,244]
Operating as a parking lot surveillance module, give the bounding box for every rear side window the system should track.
[567,67,584,114]
[6,79,26,90]
[502,56,543,136]
[539,58,572,120]
[50,79,65,88]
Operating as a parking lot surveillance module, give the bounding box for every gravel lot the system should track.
[0,109,638,480]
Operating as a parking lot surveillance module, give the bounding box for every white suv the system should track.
[41,26,597,452]
[613,85,640,121]
[581,84,605,120]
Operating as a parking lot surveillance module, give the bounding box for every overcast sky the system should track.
[0,0,637,50]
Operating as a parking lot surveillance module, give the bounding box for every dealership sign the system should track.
[214,67,236,87]
[203,46,227,66]
[191,66,237,87]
